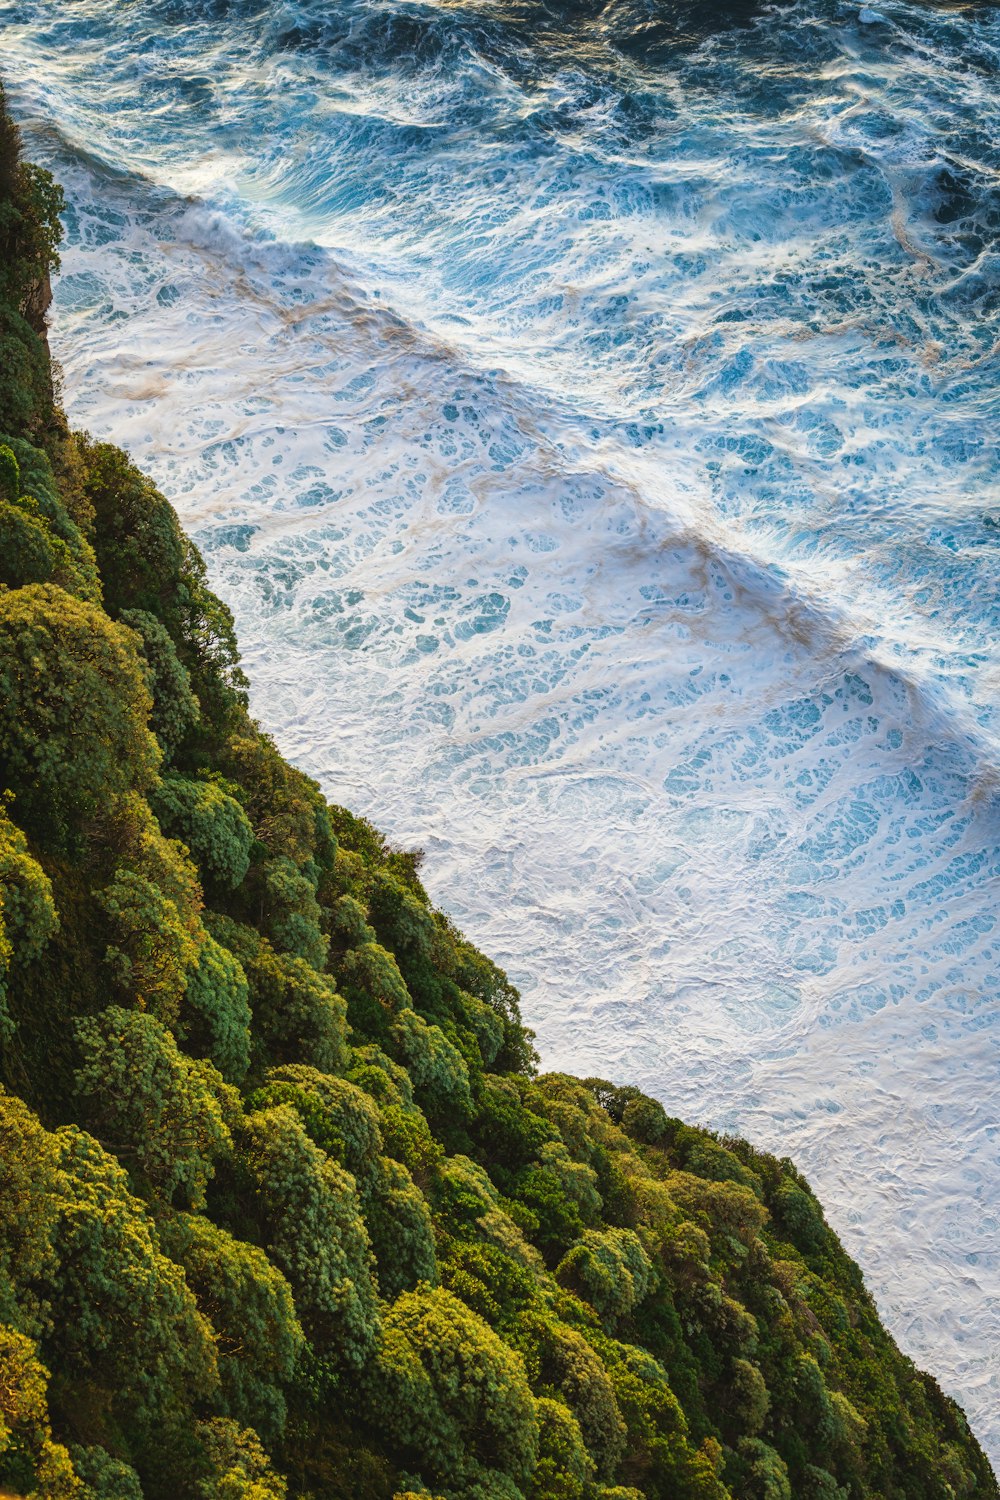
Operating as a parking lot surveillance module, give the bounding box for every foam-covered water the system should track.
[3,0,1000,1459]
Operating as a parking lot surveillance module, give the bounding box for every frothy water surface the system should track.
[3,0,1000,1461]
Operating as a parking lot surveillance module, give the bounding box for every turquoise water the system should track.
[2,0,999,1458]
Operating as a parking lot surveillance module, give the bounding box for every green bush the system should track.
[160,1214,303,1441]
[0,808,57,1038]
[46,1125,218,1425]
[0,1090,61,1330]
[240,1104,379,1365]
[0,584,160,847]
[97,862,201,1028]
[363,1154,438,1300]
[529,1397,593,1500]
[183,932,252,1083]
[152,774,253,889]
[392,1009,472,1120]
[370,1286,539,1494]
[213,921,347,1075]
[511,1311,625,1481]
[196,1418,287,1500]
[0,1326,77,1499]
[74,1007,233,1207]
[555,1231,654,1332]
[72,1445,144,1500]
[122,611,201,759]
[255,1064,383,1179]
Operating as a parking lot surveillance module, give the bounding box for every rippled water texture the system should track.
[3,0,999,1459]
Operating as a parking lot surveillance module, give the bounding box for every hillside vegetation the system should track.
[0,84,995,1500]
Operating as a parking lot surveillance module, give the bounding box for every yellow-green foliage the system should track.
[0,809,56,1039]
[98,867,200,1025]
[0,1326,78,1499]
[555,1230,654,1332]
[256,1064,383,1179]
[122,611,201,759]
[0,96,994,1500]
[74,1006,233,1207]
[529,1397,593,1500]
[0,441,98,603]
[152,774,254,889]
[364,1155,439,1300]
[196,1418,288,1500]
[0,584,160,848]
[391,1009,472,1120]
[47,1126,219,1425]
[370,1286,539,1494]
[240,1105,379,1365]
[160,1214,303,1441]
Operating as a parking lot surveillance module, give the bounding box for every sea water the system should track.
[2,0,999,1462]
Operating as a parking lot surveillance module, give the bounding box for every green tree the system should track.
[211,920,348,1076]
[555,1230,654,1333]
[529,1398,593,1500]
[363,1155,438,1301]
[254,1065,383,1180]
[80,440,247,725]
[261,855,328,970]
[74,1006,233,1207]
[183,932,252,1083]
[391,1009,471,1121]
[196,1418,287,1500]
[152,774,254,890]
[240,1105,379,1365]
[46,1126,218,1423]
[160,1213,303,1441]
[0,584,160,847]
[98,867,200,1028]
[0,807,58,1039]
[0,1090,61,1332]
[369,1286,539,1495]
[0,1326,79,1499]
[122,610,200,759]
[511,1311,625,1481]
[71,1445,144,1500]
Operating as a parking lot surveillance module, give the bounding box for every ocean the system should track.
[2,0,999,1461]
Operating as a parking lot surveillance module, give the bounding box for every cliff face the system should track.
[0,82,995,1500]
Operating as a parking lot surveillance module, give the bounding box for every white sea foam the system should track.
[2,0,1000,1462]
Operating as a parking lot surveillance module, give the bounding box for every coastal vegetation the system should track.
[0,84,995,1500]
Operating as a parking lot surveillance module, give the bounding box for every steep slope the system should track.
[0,84,994,1500]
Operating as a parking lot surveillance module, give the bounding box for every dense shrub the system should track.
[370,1286,539,1494]
[152,774,254,889]
[46,1126,218,1426]
[0,1326,77,1499]
[183,932,252,1083]
[160,1214,303,1440]
[0,809,57,1038]
[212,920,348,1075]
[555,1230,655,1333]
[0,584,160,847]
[122,610,200,758]
[196,1418,287,1500]
[74,1006,233,1207]
[240,1104,379,1365]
